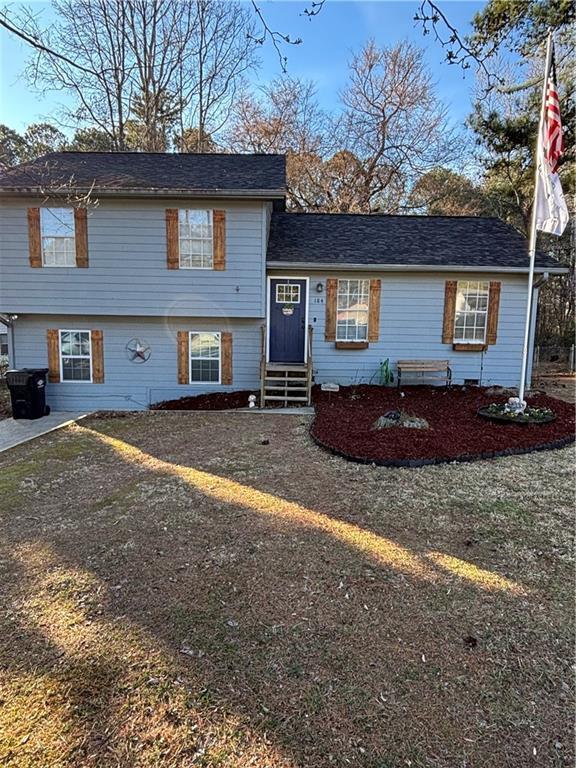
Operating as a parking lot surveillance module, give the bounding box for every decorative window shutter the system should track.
[213,210,226,270]
[91,330,104,383]
[442,281,458,344]
[166,209,179,269]
[74,208,89,268]
[46,329,60,382]
[221,332,233,384]
[325,279,337,341]
[28,208,42,268]
[368,279,381,342]
[177,331,189,384]
[486,281,501,345]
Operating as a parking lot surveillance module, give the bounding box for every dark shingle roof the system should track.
[0,152,286,197]
[267,212,563,271]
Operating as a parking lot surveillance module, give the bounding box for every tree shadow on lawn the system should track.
[0,414,573,768]
[0,542,138,767]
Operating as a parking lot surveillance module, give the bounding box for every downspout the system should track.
[479,272,549,390]
[527,272,549,388]
[533,272,550,290]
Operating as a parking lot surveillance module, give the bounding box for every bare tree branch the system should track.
[249,0,302,73]
[0,12,100,76]
[302,1,326,19]
[229,41,459,213]
[413,0,503,92]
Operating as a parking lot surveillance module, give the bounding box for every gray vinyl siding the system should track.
[12,315,263,411]
[269,270,534,387]
[0,198,267,317]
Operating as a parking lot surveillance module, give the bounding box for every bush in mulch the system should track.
[0,380,11,420]
[151,390,258,411]
[310,384,575,467]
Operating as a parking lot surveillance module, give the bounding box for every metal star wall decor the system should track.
[126,338,151,363]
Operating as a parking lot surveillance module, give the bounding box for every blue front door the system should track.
[269,279,307,363]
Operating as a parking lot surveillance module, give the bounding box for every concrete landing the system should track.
[248,407,315,415]
[0,412,88,453]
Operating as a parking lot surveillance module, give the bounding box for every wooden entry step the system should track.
[259,326,314,407]
[265,363,307,372]
[261,365,311,406]
[264,376,308,384]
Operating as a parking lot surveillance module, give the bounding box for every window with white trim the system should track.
[0,332,8,356]
[179,210,213,268]
[41,208,76,267]
[189,332,220,382]
[454,281,490,343]
[336,279,369,341]
[276,283,301,304]
[60,330,92,381]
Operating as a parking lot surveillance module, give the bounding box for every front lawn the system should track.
[0,412,573,767]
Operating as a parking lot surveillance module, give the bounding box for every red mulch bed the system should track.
[311,385,575,467]
[151,390,257,411]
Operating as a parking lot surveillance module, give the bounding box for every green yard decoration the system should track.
[372,358,394,386]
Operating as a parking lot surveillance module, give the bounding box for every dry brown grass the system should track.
[534,373,576,404]
[0,412,574,767]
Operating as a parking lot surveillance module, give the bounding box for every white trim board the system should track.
[266,262,568,275]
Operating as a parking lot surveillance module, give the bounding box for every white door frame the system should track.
[266,276,310,364]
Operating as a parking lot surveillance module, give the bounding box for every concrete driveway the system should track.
[0,412,88,453]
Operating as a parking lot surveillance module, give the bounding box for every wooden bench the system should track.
[397,359,452,388]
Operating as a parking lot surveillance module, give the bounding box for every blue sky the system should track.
[0,0,486,135]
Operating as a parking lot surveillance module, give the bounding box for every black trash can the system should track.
[5,368,51,420]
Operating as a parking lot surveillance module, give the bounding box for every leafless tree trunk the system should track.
[19,0,257,153]
[122,0,199,151]
[229,42,458,213]
[338,40,458,213]
[228,77,335,209]
[180,1,258,151]
[23,0,132,149]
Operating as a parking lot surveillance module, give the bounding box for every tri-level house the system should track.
[0,152,566,411]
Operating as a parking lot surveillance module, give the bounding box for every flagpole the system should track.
[518,30,554,404]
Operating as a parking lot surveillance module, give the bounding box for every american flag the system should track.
[543,53,564,174]
[535,40,568,236]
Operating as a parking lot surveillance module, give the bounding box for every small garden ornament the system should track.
[505,396,526,414]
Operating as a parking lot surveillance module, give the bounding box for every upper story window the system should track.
[60,330,92,381]
[41,208,76,267]
[454,281,490,343]
[179,210,213,269]
[336,279,369,341]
